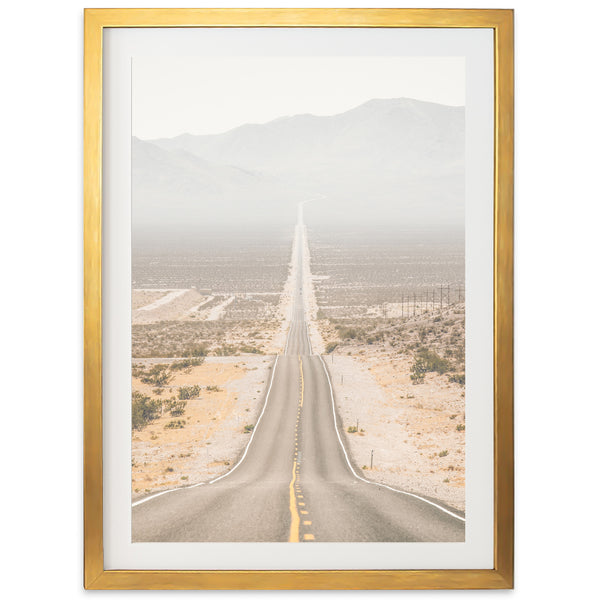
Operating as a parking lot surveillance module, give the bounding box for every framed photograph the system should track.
[84,8,513,590]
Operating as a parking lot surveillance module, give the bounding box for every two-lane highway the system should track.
[132,209,465,542]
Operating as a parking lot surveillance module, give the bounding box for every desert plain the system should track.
[131,227,465,511]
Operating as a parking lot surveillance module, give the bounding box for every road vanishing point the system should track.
[132,205,465,543]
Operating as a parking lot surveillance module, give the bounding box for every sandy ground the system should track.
[204,295,235,321]
[131,355,274,499]
[137,289,188,311]
[184,295,215,316]
[321,349,465,510]
[132,289,209,324]
[132,289,172,311]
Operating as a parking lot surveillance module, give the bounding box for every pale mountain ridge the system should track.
[133,98,465,237]
[132,137,305,235]
[150,97,464,176]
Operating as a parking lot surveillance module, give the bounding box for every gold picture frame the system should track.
[84,8,513,590]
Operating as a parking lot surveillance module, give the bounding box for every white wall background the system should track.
[1,0,598,597]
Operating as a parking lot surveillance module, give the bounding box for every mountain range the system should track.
[133,98,465,237]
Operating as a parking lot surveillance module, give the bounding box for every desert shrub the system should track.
[206,385,221,392]
[456,423,466,432]
[338,327,359,340]
[325,342,338,354]
[366,331,384,345]
[347,426,358,433]
[164,399,187,417]
[411,348,451,384]
[182,344,208,357]
[140,364,172,387]
[131,391,162,431]
[416,348,451,374]
[164,419,186,429]
[243,424,255,434]
[410,359,427,384]
[438,450,449,457]
[178,385,200,400]
[132,363,147,378]
[448,373,466,385]
[214,345,237,356]
[239,345,264,354]
[453,345,465,364]
[170,357,204,371]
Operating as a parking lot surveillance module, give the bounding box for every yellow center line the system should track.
[299,356,304,407]
[288,460,300,543]
[287,356,306,543]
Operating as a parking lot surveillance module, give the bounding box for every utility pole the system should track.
[370,450,374,470]
[440,284,443,310]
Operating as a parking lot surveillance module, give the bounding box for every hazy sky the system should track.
[133,56,464,140]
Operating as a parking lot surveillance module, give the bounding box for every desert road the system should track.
[132,209,465,543]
